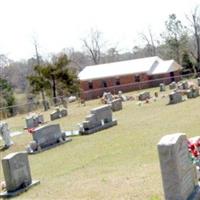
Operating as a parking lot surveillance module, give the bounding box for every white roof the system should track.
[150,60,182,75]
[78,56,182,80]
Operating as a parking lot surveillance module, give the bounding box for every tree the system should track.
[162,14,188,64]
[186,6,200,71]
[82,29,104,64]
[181,51,195,74]
[41,53,79,103]
[0,78,15,117]
[140,28,157,56]
[29,39,49,111]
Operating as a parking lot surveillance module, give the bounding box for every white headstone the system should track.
[158,133,197,200]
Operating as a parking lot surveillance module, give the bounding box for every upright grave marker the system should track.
[0,152,40,197]
[157,133,200,200]
[0,121,13,148]
[169,91,182,104]
[109,98,122,112]
[160,83,166,92]
[79,105,117,135]
[138,91,150,101]
[26,124,71,153]
[25,113,44,129]
[50,107,68,121]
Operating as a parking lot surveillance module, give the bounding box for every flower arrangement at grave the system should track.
[27,128,35,134]
[188,139,200,165]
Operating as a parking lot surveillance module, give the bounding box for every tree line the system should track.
[0,7,199,114]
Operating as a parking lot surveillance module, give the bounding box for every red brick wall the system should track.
[80,70,181,100]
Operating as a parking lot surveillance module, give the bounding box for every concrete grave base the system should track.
[80,119,117,135]
[0,180,40,198]
[28,138,72,154]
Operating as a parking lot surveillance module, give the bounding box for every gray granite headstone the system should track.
[91,105,113,123]
[26,124,71,153]
[157,133,199,200]
[50,110,61,121]
[169,92,182,104]
[32,124,63,149]
[50,108,68,121]
[79,105,117,134]
[110,98,122,112]
[138,91,150,101]
[0,152,39,197]
[25,114,44,129]
[187,88,199,99]
[160,83,166,92]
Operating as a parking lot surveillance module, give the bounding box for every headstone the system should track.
[0,152,39,197]
[169,92,182,104]
[138,91,150,101]
[182,81,189,90]
[26,124,71,153]
[102,92,113,104]
[50,110,61,121]
[25,113,44,129]
[50,107,68,121]
[79,105,117,135]
[187,88,200,99]
[110,98,122,112]
[157,133,200,200]
[160,83,166,92]
[0,121,13,148]
[169,82,177,90]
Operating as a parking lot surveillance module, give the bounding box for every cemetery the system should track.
[1,79,200,199]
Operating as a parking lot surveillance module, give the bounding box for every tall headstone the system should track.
[160,83,166,92]
[0,121,13,148]
[157,133,200,200]
[0,152,39,197]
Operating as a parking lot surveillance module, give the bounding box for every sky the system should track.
[0,0,199,61]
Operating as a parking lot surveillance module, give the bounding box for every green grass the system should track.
[0,86,200,199]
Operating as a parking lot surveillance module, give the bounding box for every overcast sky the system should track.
[0,0,199,61]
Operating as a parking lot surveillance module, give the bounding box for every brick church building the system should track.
[78,56,182,100]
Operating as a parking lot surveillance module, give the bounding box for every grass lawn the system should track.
[1,86,200,200]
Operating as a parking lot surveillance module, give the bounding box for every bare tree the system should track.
[64,48,90,70]
[82,29,104,65]
[140,28,157,56]
[186,6,200,70]
[32,38,49,111]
